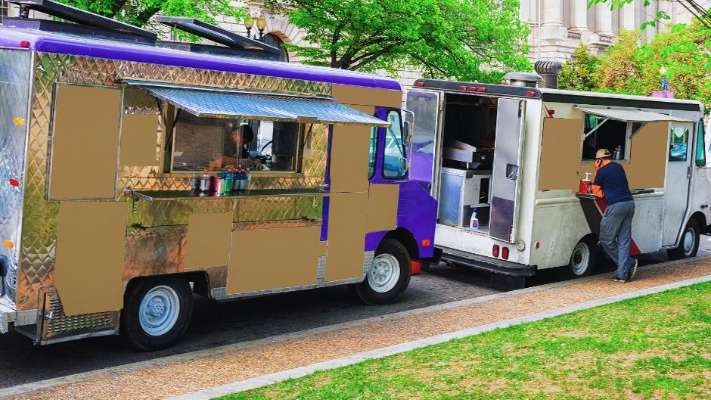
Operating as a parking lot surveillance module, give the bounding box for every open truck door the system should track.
[405,90,443,193]
[490,98,526,242]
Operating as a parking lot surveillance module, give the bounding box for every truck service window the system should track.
[383,110,407,179]
[171,112,301,172]
[582,114,631,160]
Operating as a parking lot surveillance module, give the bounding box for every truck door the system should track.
[405,90,443,193]
[662,122,693,246]
[489,98,526,242]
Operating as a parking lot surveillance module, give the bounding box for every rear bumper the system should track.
[0,297,36,334]
[439,246,537,277]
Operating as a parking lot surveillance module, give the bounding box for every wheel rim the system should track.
[138,285,180,337]
[571,242,591,276]
[367,254,401,294]
[682,227,696,256]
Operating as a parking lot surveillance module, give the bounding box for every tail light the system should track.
[8,179,19,188]
[502,247,510,260]
[415,81,425,87]
[492,244,499,258]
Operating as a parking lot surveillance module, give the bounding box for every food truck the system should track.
[406,76,709,285]
[0,0,436,349]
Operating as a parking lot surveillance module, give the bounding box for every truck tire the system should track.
[121,277,193,351]
[569,236,599,277]
[668,218,700,260]
[355,239,411,305]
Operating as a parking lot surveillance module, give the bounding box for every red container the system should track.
[579,179,592,194]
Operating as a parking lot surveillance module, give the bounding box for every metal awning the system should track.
[137,85,389,126]
[576,106,694,122]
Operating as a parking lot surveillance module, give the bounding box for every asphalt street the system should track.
[0,238,709,389]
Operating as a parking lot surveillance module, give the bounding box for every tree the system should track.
[265,0,530,82]
[558,45,601,91]
[594,30,642,94]
[59,0,242,28]
[558,23,711,109]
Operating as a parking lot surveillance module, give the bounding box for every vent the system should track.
[155,16,281,57]
[503,72,543,88]
[8,0,156,41]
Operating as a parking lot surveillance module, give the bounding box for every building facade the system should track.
[524,0,709,60]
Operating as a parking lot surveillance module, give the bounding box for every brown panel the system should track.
[54,201,128,316]
[330,124,370,193]
[120,113,161,167]
[348,105,375,115]
[538,118,583,191]
[627,121,668,189]
[366,184,400,232]
[185,212,233,269]
[226,225,324,293]
[325,192,368,281]
[332,84,402,109]
[50,84,121,200]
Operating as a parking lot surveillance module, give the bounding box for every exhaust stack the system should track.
[503,72,542,88]
[534,60,563,89]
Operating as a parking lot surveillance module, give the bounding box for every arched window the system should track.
[262,33,290,62]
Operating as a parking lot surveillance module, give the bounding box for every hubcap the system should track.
[683,227,696,255]
[139,285,180,336]
[367,254,401,294]
[571,242,591,276]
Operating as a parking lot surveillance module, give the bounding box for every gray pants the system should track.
[599,200,635,279]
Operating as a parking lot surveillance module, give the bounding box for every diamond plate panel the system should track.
[40,288,118,341]
[46,53,331,96]
[235,195,323,223]
[132,197,235,226]
[0,50,32,304]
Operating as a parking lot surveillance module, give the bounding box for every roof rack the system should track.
[155,16,281,57]
[7,0,156,41]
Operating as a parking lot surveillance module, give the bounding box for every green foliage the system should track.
[265,0,530,82]
[559,23,711,110]
[558,45,600,91]
[59,0,243,37]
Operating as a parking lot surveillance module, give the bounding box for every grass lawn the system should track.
[219,282,711,400]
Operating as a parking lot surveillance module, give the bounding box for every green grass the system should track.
[218,282,711,400]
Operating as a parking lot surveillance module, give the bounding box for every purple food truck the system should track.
[0,0,436,350]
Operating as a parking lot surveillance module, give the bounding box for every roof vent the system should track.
[503,72,543,88]
[9,0,156,41]
[534,60,563,89]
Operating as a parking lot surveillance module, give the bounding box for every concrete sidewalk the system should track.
[4,258,711,400]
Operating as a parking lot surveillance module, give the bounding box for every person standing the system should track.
[591,149,638,282]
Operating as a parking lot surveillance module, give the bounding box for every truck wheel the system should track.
[668,218,700,260]
[355,239,411,305]
[121,277,193,351]
[569,237,599,277]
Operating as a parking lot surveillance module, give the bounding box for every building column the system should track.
[595,3,613,36]
[621,1,635,31]
[541,0,566,40]
[570,0,592,43]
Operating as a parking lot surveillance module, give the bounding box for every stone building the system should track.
[525,0,710,60]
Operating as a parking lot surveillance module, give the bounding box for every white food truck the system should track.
[407,76,709,286]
